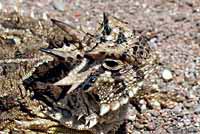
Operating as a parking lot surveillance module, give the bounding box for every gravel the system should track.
[1,0,200,133]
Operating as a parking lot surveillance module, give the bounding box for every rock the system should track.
[146,122,156,131]
[162,69,173,81]
[150,110,160,117]
[126,106,137,121]
[149,99,161,109]
[172,13,186,22]
[0,1,2,10]
[172,104,183,113]
[52,0,66,12]
[177,122,184,127]
[132,130,141,134]
[12,36,21,45]
[184,64,197,81]
[0,66,3,75]
[134,122,144,129]
[194,104,200,114]
[148,37,158,49]
[139,99,147,113]
[183,118,191,126]
[152,84,160,91]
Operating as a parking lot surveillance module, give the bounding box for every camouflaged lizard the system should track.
[0,12,156,134]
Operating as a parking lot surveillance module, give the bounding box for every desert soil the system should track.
[0,0,200,134]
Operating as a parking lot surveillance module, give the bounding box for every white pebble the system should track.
[162,69,173,81]
[52,0,66,12]
[0,2,2,10]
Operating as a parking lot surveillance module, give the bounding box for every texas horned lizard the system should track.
[21,13,156,134]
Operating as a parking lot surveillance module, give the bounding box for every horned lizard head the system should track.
[23,13,155,133]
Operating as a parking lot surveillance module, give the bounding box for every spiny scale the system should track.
[23,13,154,133]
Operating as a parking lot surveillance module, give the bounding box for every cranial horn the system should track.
[51,19,83,42]
[103,12,109,26]
[40,48,67,59]
[101,12,112,35]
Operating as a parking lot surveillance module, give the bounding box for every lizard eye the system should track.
[102,59,123,71]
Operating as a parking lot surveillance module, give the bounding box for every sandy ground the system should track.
[0,0,200,133]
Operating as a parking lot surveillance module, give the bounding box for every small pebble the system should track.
[134,122,144,129]
[13,37,21,45]
[0,1,2,10]
[132,130,141,134]
[146,122,156,131]
[194,104,200,114]
[0,66,4,75]
[149,37,158,48]
[152,84,160,91]
[172,104,183,113]
[150,110,160,117]
[184,101,195,109]
[183,118,191,126]
[52,0,66,11]
[162,69,173,81]
[177,122,184,127]
[149,99,161,109]
[184,65,197,80]
[139,99,147,112]
[4,38,16,46]
[126,106,137,121]
[173,14,186,22]
[42,12,48,20]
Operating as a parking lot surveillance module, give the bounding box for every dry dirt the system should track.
[0,0,200,134]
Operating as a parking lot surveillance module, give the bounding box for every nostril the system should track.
[76,54,82,59]
[121,52,128,60]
